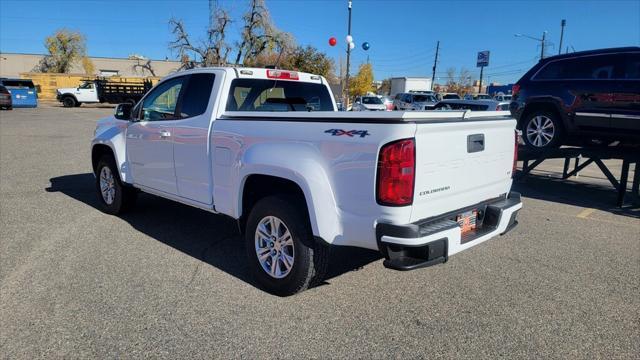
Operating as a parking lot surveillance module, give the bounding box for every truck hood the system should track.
[57,87,77,94]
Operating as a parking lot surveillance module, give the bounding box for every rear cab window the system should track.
[226,78,333,112]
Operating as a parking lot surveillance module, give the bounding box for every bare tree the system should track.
[168,7,231,69]
[234,0,291,66]
[132,59,157,76]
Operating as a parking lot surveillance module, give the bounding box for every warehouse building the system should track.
[0,52,182,78]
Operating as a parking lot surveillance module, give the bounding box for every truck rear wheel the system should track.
[245,195,329,296]
[62,96,76,108]
[95,155,137,215]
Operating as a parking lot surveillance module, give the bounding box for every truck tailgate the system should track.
[410,117,516,222]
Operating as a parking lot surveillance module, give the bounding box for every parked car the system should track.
[434,99,510,111]
[0,78,38,108]
[464,94,493,100]
[379,95,394,110]
[393,92,438,110]
[510,46,640,149]
[91,67,521,296]
[494,94,512,102]
[352,96,387,111]
[57,78,152,107]
[0,85,12,110]
[440,93,462,100]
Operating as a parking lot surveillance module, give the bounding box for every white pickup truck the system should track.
[91,67,522,296]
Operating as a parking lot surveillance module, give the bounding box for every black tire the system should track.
[393,106,398,110]
[62,96,76,108]
[95,155,137,215]
[74,102,82,107]
[245,195,329,296]
[7,106,12,110]
[520,109,564,150]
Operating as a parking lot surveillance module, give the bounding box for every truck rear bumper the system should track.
[376,192,522,271]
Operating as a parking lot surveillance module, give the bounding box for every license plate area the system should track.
[456,210,478,234]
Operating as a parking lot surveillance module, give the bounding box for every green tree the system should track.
[285,46,335,81]
[349,63,375,97]
[81,56,95,75]
[35,29,87,73]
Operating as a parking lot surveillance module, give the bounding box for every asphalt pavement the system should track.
[1,104,638,358]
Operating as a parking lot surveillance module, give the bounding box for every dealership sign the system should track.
[477,51,490,67]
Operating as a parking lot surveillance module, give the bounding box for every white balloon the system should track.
[348,42,355,50]
[346,35,353,43]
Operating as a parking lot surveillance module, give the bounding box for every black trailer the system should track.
[516,145,640,207]
[94,79,153,105]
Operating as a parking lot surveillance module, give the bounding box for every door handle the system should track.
[159,130,171,138]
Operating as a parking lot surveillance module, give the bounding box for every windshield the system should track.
[476,94,491,100]
[413,94,436,102]
[226,79,334,112]
[443,94,461,99]
[361,97,383,105]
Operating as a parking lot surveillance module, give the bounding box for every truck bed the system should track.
[220,110,513,123]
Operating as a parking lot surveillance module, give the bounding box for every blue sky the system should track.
[1,0,638,84]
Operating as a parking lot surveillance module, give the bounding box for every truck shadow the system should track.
[513,173,639,219]
[45,173,381,291]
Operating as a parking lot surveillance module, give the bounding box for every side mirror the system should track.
[115,103,133,120]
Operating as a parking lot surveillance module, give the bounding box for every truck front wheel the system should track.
[245,196,329,296]
[95,155,137,215]
[62,96,77,108]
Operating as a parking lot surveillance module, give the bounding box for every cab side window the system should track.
[140,77,185,121]
[178,73,215,118]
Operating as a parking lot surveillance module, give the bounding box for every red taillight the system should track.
[496,104,501,111]
[377,139,415,206]
[512,84,520,96]
[512,130,518,178]
[266,69,299,80]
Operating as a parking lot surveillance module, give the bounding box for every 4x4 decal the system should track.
[324,129,370,138]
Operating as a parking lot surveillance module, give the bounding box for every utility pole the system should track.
[431,40,440,90]
[540,31,546,60]
[558,19,566,55]
[478,66,484,94]
[344,0,353,108]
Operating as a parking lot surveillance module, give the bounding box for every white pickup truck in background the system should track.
[91,67,522,296]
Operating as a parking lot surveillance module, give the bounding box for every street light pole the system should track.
[558,19,566,55]
[344,0,353,108]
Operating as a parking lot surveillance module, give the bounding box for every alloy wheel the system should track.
[526,115,555,147]
[254,216,295,279]
[99,166,116,205]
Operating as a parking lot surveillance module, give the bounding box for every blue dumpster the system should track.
[0,78,38,108]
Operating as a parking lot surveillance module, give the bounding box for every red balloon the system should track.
[329,37,337,46]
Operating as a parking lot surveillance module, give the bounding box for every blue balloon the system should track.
[362,42,370,51]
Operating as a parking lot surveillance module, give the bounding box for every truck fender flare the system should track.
[233,144,342,244]
[91,124,131,183]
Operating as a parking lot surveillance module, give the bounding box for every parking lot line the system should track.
[576,207,597,219]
